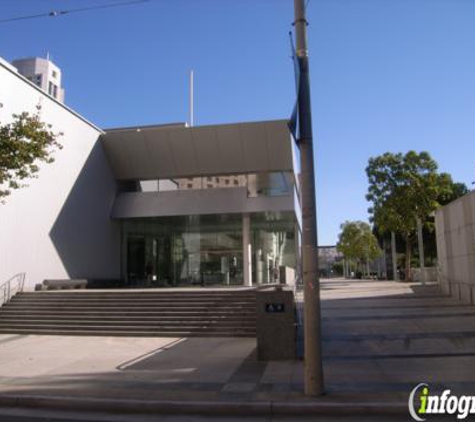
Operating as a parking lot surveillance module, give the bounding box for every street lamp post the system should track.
[293,0,324,396]
[417,218,426,286]
[391,231,398,281]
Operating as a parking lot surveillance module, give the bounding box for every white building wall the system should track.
[435,191,475,304]
[0,59,120,290]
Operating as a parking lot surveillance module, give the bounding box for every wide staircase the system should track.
[0,290,257,337]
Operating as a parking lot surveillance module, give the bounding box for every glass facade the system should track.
[118,171,295,198]
[122,212,297,287]
[251,213,297,284]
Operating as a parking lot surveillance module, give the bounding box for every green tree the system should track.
[371,174,468,271]
[437,177,469,206]
[366,151,452,281]
[337,220,381,278]
[0,106,62,200]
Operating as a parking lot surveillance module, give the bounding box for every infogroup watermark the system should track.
[409,383,475,421]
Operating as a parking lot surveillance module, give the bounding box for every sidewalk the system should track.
[0,279,474,416]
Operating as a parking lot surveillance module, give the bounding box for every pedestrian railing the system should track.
[0,273,26,306]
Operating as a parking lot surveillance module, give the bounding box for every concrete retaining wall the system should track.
[412,267,437,283]
[435,190,475,304]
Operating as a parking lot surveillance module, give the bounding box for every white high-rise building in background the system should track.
[11,56,65,103]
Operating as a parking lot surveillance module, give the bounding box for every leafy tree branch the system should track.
[0,105,63,201]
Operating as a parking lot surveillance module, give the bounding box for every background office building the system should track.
[11,56,65,103]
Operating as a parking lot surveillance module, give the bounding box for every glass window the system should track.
[123,214,243,287]
[158,179,178,191]
[250,212,297,285]
[247,172,292,197]
[139,180,159,192]
[123,172,295,196]
[121,212,298,288]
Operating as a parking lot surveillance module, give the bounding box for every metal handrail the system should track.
[0,273,26,306]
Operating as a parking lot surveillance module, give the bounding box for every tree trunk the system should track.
[405,236,412,282]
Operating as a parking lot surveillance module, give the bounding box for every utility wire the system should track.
[0,0,151,25]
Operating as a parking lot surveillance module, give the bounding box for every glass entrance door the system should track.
[127,236,146,285]
[123,215,246,287]
[154,236,174,285]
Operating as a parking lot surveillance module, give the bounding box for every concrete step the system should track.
[0,291,257,338]
[0,322,256,333]
[13,293,254,297]
[17,293,256,299]
[1,311,255,318]
[5,308,256,314]
[9,301,256,307]
[0,310,256,318]
[0,328,255,337]
[4,302,255,308]
[12,294,256,299]
[0,319,256,327]
[0,314,256,323]
[8,297,256,303]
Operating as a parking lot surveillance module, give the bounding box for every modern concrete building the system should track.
[0,56,301,290]
[11,56,65,103]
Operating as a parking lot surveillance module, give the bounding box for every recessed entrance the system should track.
[126,235,244,287]
[122,213,298,287]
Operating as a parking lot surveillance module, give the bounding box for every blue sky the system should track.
[1,0,474,245]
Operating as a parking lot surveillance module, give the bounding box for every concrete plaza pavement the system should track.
[0,278,474,418]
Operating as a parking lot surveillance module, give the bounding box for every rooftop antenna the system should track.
[46,51,50,61]
[189,69,194,127]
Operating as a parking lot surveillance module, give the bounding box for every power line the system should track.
[0,0,152,25]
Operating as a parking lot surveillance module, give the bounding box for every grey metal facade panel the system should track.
[241,123,269,172]
[143,129,175,177]
[111,188,296,219]
[102,120,293,180]
[213,124,245,174]
[171,129,199,176]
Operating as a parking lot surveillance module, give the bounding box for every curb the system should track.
[0,394,408,416]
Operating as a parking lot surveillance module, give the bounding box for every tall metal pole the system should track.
[189,69,194,127]
[391,231,398,281]
[294,0,324,396]
[417,218,426,286]
[366,251,370,279]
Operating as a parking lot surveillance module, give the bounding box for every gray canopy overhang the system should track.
[101,119,294,181]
